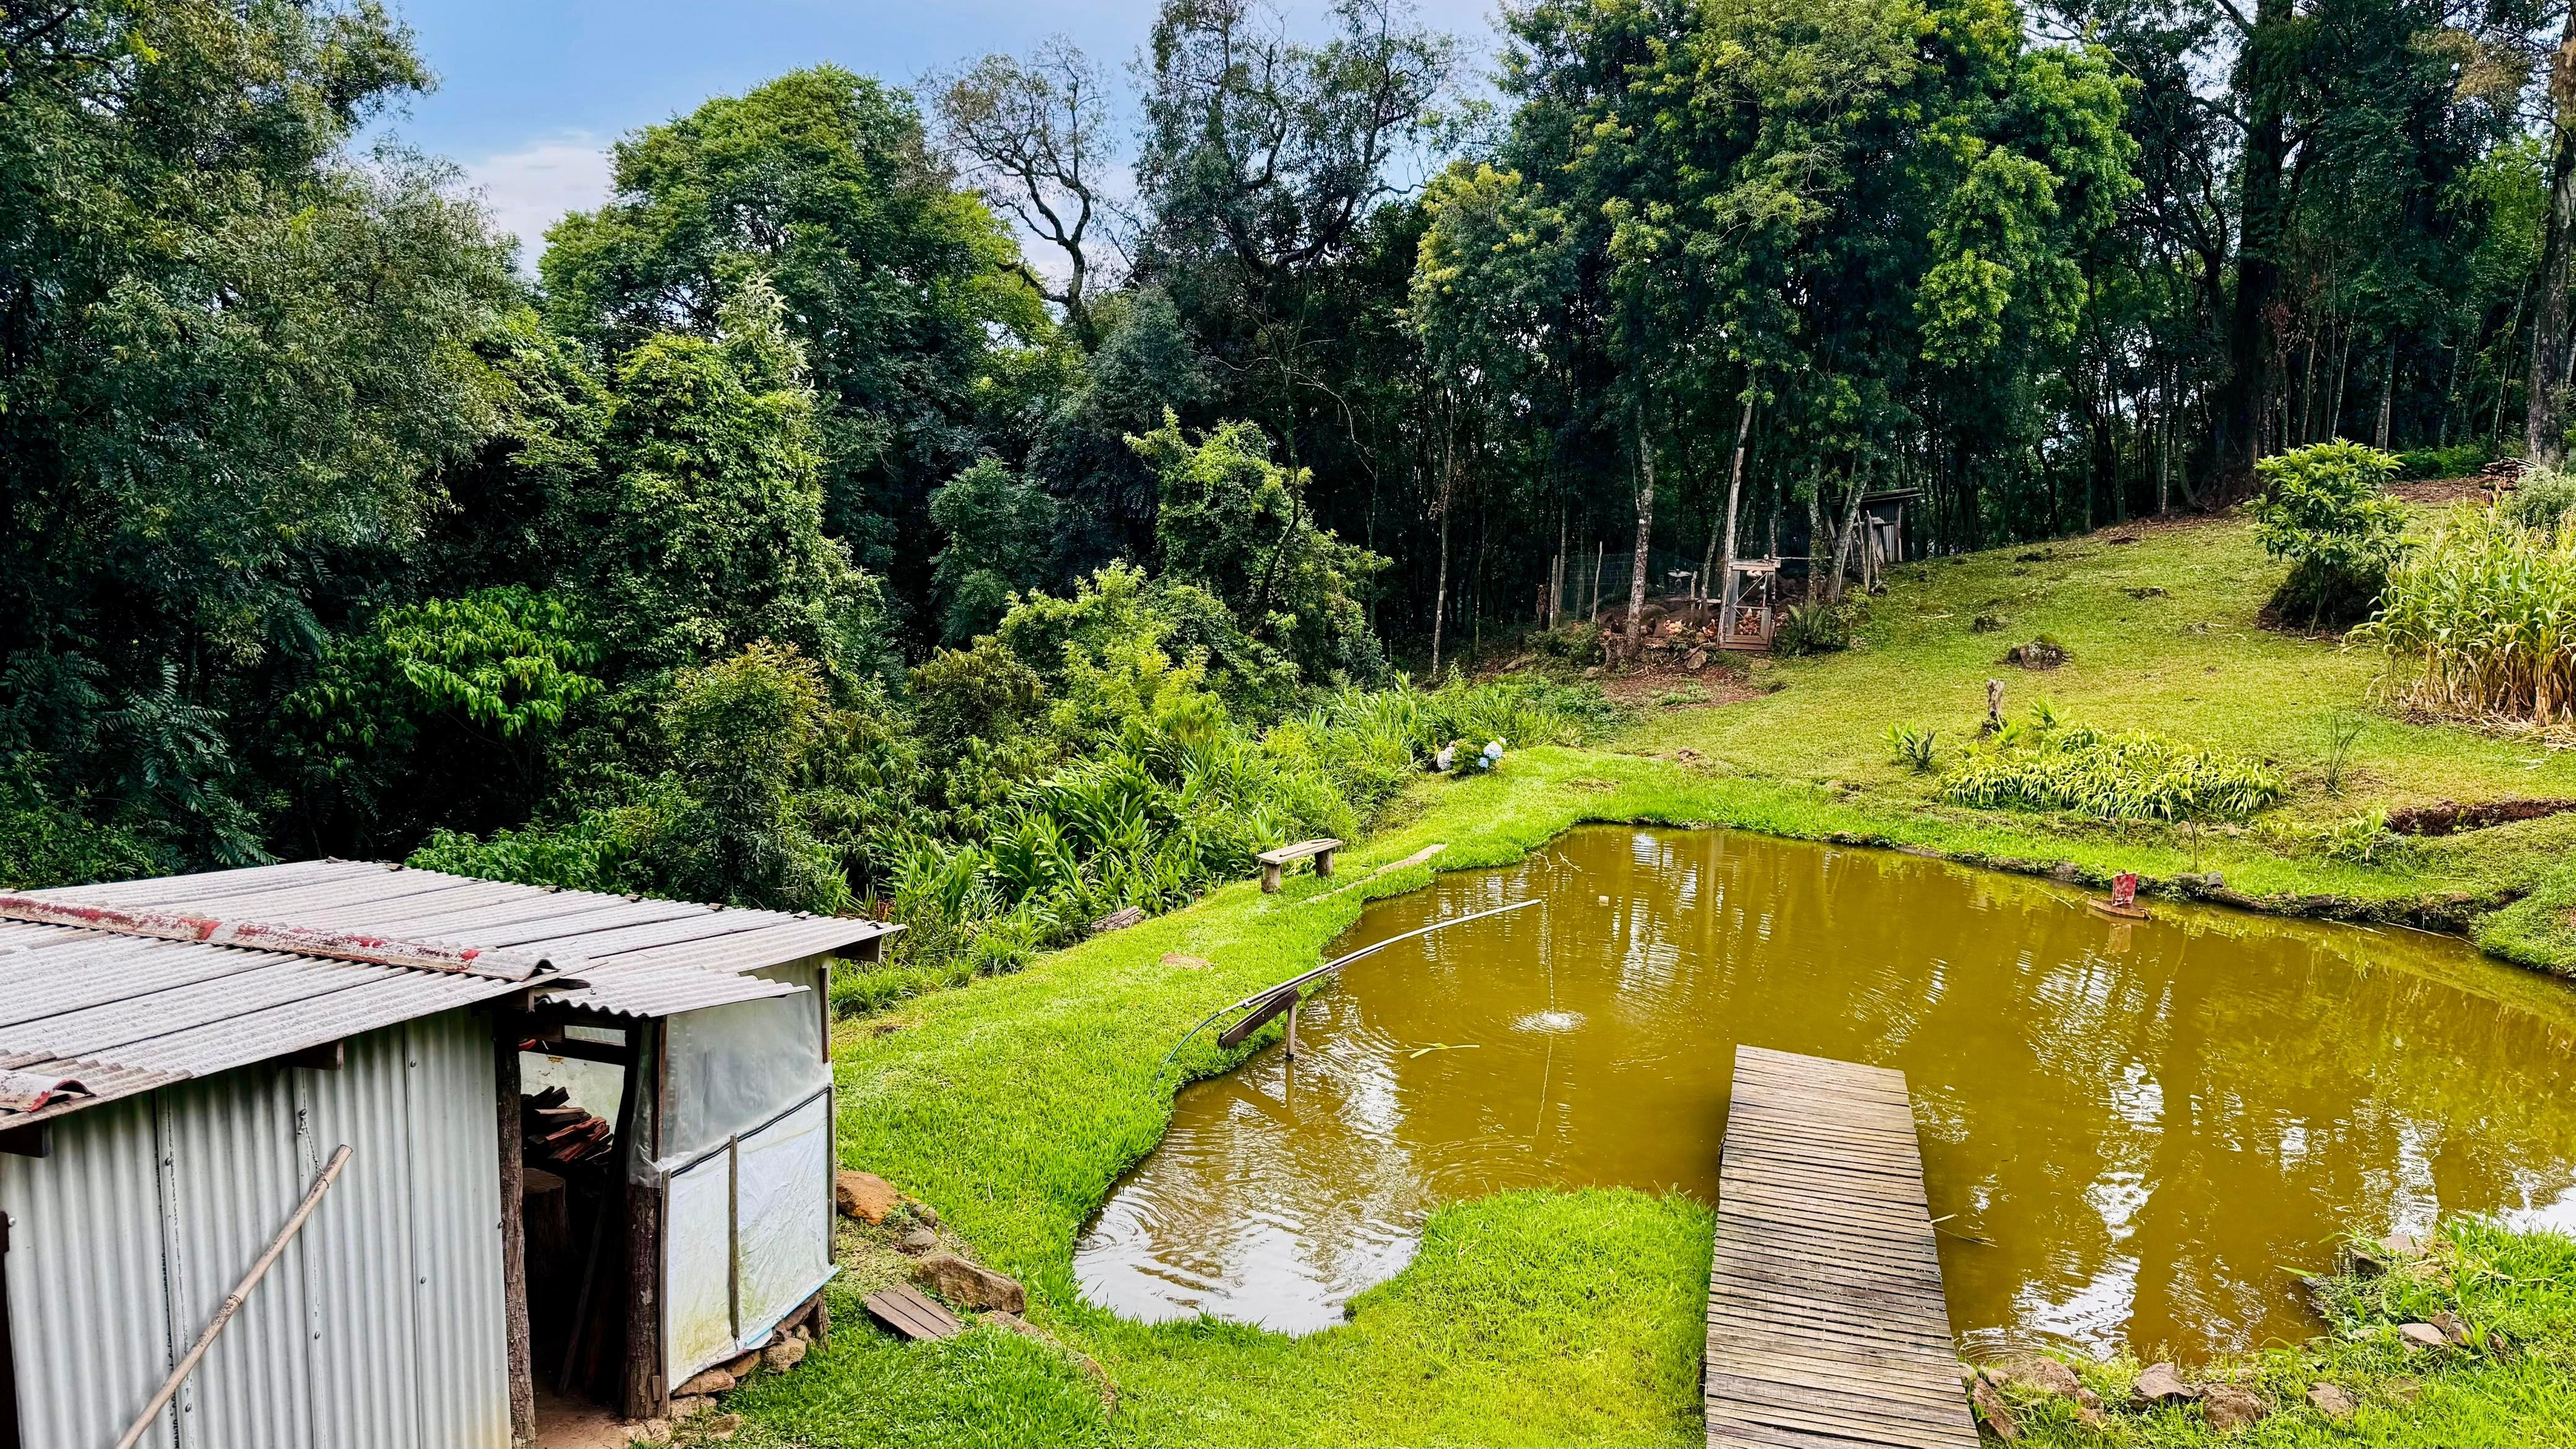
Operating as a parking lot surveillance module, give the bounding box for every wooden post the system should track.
[1,1209,20,1449]
[1286,1000,1299,1060]
[620,1019,668,1422]
[495,1017,536,1446]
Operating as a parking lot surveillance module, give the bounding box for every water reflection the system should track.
[1074,827,2576,1356]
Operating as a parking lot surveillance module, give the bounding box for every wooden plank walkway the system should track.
[1705,1045,1976,1449]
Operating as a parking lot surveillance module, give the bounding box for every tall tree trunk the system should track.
[2214,0,2293,494]
[2375,350,2395,451]
[1827,468,1869,602]
[1716,395,1756,632]
[1430,423,1453,676]
[1628,411,1655,639]
[2533,7,2576,468]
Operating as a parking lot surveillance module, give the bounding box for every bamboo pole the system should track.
[116,1145,353,1449]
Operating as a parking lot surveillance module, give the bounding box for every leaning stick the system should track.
[116,1144,354,1449]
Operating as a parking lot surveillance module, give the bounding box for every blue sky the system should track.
[375,0,1503,264]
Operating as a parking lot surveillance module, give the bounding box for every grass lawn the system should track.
[708,502,2576,1448]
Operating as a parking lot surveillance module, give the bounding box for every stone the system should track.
[669,1395,712,1420]
[2200,1385,2266,1431]
[2489,1329,2515,1360]
[674,1368,735,1396]
[836,1169,900,1224]
[1160,952,1212,970]
[1967,1376,2019,1442]
[2307,1383,2358,1419]
[705,1414,742,1441]
[2338,1244,2390,1279]
[899,1227,939,1254]
[2130,1362,2198,1406]
[2380,1232,2422,1258]
[628,1417,672,1445]
[2430,1310,2472,1347]
[915,1251,1027,1314]
[1987,1355,2083,1401]
[722,1350,760,1382]
[2396,1322,2451,1351]
[763,1334,808,1372]
[912,1201,940,1227]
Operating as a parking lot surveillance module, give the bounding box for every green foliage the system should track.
[2315,809,2407,866]
[2507,464,2576,529]
[0,759,165,890]
[286,588,600,853]
[2396,440,2498,482]
[1773,601,1853,656]
[2249,441,2409,627]
[1941,708,2285,821]
[1129,413,1389,687]
[1886,723,1939,773]
[2354,504,2576,727]
[928,459,1060,643]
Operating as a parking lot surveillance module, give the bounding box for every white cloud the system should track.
[464,135,614,271]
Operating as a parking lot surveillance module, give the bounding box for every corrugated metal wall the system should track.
[1,1011,512,1449]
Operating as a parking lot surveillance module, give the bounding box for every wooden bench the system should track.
[1256,838,1342,892]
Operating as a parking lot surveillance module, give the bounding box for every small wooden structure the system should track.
[1718,559,1780,653]
[1705,1045,1975,1449]
[863,1284,963,1342]
[1256,838,1342,893]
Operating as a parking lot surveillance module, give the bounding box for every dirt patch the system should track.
[2387,798,2576,836]
[1596,660,1769,709]
[2391,476,2501,507]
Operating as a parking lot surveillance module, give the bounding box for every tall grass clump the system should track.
[2352,504,2576,726]
[1941,707,2284,822]
[2508,463,2576,530]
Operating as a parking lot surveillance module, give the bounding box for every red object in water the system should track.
[2111,872,2139,908]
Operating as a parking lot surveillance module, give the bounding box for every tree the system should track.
[1129,413,1390,684]
[928,458,1061,643]
[934,37,1121,338]
[542,66,1045,616]
[0,0,516,866]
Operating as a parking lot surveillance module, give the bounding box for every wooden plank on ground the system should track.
[865,1282,964,1341]
[1706,1045,1977,1449]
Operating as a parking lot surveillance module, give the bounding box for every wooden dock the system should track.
[1705,1045,1976,1449]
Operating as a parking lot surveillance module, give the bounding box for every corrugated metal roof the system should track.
[0,858,900,1129]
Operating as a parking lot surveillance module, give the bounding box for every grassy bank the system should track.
[710,503,2576,1447]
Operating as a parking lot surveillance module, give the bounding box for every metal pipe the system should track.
[1160,898,1539,1071]
[116,1144,353,1449]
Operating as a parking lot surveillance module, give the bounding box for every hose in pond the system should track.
[1157,897,1541,1075]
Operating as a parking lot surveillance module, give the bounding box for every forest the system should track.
[8,0,2576,988]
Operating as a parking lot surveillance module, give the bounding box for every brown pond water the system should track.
[1074,826,2576,1358]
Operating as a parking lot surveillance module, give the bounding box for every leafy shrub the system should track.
[1886,723,1938,773]
[2352,503,2576,726]
[2248,440,2409,627]
[2316,809,2407,866]
[1773,600,1852,655]
[2507,464,2576,530]
[0,758,165,888]
[1941,707,2284,821]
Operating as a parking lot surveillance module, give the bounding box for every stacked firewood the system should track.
[520,1084,616,1167]
[2482,457,2525,488]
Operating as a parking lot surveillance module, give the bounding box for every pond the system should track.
[1074,825,2576,1360]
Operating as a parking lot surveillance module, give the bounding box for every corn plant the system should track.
[1886,723,1939,773]
[2352,504,2576,726]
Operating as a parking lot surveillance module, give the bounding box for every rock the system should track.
[836,1169,900,1224]
[2307,1383,2357,1419]
[1089,905,1146,933]
[915,1251,1027,1313]
[674,1368,735,1396]
[2488,1329,2514,1360]
[2429,1309,2473,1347]
[2201,1384,2266,1431]
[705,1414,742,1441]
[899,1227,939,1254]
[2396,1321,2451,1351]
[2130,1362,2198,1406]
[1967,1376,2020,1442]
[1986,1355,2084,1401]
[763,1334,808,1372]
[1160,952,1211,970]
[2380,1232,2422,1258]
[628,1417,672,1445]
[669,1395,711,1420]
[2339,1244,2390,1279]
[912,1201,940,1227]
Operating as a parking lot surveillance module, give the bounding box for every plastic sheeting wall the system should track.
[658,958,835,1386]
[0,1011,511,1449]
